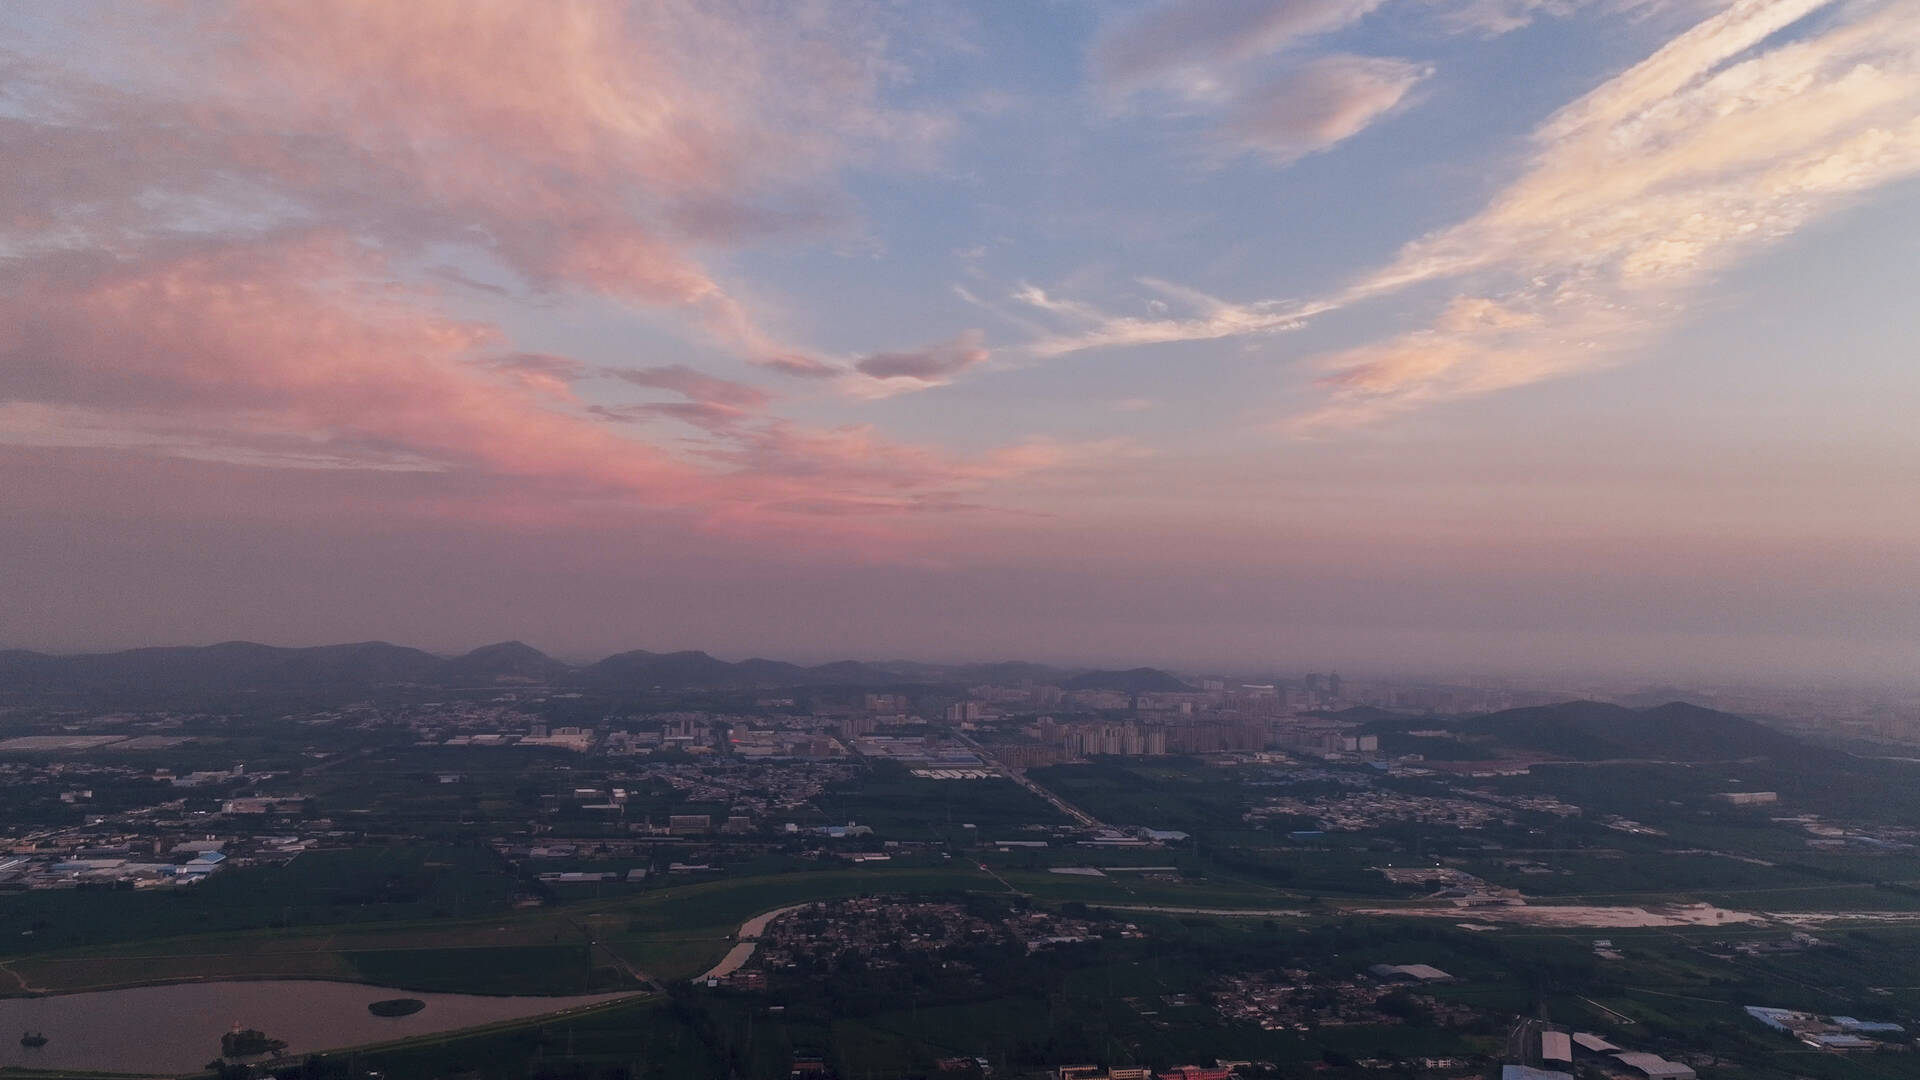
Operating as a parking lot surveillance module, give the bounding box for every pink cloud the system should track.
[201,0,947,373]
[5,2,942,375]
[853,330,991,382]
[0,235,699,500]
[483,354,591,400]
[0,232,1109,536]
[694,421,1137,520]
[590,401,759,433]
[0,3,1131,549]
[607,365,775,411]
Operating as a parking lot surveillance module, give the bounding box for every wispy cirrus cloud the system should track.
[483,354,592,399]
[1037,0,1920,431]
[594,363,776,433]
[0,402,448,474]
[1092,0,1422,167]
[1222,55,1431,164]
[1093,0,1389,92]
[607,365,775,412]
[1297,0,1920,428]
[1020,280,1325,359]
[1439,0,1678,36]
[699,423,1143,513]
[589,401,762,433]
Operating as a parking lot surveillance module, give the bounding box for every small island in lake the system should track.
[368,997,427,1017]
[221,1027,286,1058]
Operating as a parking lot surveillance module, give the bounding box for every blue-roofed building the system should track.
[1834,1017,1904,1033]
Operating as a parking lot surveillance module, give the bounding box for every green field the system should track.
[0,844,517,957]
[1,862,1006,995]
[810,764,1069,839]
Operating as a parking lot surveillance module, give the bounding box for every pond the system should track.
[0,979,636,1074]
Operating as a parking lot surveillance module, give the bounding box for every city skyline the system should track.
[4,0,1919,685]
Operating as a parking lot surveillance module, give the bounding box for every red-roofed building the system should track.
[1157,1066,1232,1080]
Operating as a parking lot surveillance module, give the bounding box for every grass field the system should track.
[810,767,1069,840]
[17,843,1920,1079]
[346,996,717,1080]
[1,861,1006,995]
[25,895,1910,1080]
[1027,759,1251,831]
[0,844,517,958]
[992,868,1293,909]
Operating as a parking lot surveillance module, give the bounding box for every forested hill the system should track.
[1368,699,1817,762]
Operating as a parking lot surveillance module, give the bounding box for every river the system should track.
[0,979,636,1075]
[695,902,812,982]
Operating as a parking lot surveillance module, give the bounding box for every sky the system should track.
[3,0,1919,685]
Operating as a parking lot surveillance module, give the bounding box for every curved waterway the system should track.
[0,979,636,1075]
[696,902,812,982]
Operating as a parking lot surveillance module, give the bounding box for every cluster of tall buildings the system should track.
[1060,721,1167,757]
[829,670,1396,767]
[1022,717,1272,760]
[1210,675,1344,716]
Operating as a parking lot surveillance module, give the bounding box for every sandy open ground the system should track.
[1342,902,1761,927]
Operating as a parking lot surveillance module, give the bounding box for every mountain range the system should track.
[1060,667,1195,693]
[0,644,1801,764]
[0,640,1185,696]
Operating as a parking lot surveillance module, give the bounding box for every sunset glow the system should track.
[4,0,1919,682]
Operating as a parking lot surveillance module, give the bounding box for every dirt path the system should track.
[0,960,41,993]
[1339,901,1760,928]
[1102,905,1308,918]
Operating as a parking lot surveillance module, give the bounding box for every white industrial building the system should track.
[1611,1052,1696,1080]
[1539,1031,1572,1064]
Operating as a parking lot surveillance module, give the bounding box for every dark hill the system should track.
[0,641,1198,698]
[0,641,443,695]
[433,641,571,686]
[0,649,57,690]
[1616,686,1712,709]
[1454,700,1812,761]
[583,649,750,689]
[1062,667,1192,693]
[582,651,908,689]
[730,657,814,685]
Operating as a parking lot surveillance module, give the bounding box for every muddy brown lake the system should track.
[0,979,635,1074]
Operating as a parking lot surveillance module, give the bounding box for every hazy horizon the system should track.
[6,627,1913,697]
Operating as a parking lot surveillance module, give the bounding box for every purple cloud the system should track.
[854,330,990,382]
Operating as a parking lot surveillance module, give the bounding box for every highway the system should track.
[953,731,1102,827]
